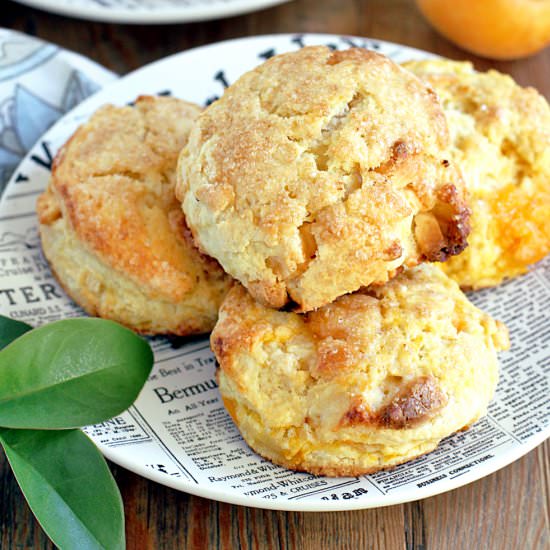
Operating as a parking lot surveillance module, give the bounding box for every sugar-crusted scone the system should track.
[178,47,470,312]
[37,96,232,335]
[212,265,509,476]
[404,59,550,289]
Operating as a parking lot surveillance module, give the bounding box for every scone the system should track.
[212,265,509,476]
[37,96,232,335]
[178,47,470,312]
[404,59,550,288]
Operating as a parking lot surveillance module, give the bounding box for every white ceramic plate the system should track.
[1,34,548,512]
[12,0,291,24]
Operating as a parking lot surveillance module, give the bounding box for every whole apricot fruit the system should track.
[416,0,550,60]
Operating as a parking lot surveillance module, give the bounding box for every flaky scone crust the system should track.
[37,96,232,335]
[178,47,469,311]
[404,59,550,289]
[212,264,509,477]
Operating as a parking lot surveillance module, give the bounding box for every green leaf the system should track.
[0,427,124,550]
[0,315,32,350]
[0,317,153,429]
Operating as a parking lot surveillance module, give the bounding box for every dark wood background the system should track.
[1,0,549,548]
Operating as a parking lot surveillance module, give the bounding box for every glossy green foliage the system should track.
[0,428,125,550]
[0,317,153,429]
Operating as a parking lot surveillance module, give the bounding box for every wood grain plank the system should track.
[287,505,406,550]
[422,441,550,550]
[540,437,550,536]
[2,446,548,549]
[0,450,54,550]
[403,500,426,550]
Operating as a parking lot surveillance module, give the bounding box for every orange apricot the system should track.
[416,0,550,60]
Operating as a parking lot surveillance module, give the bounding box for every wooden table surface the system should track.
[1,0,549,548]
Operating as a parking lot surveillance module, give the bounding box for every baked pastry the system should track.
[178,47,470,312]
[212,264,509,476]
[404,59,550,288]
[37,96,232,335]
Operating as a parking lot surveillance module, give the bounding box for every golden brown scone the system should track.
[404,59,550,288]
[178,47,470,312]
[37,96,232,335]
[212,265,509,476]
